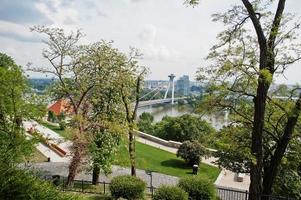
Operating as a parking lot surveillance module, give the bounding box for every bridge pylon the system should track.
[164,74,176,104]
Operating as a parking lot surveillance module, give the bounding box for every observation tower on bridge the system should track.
[164,74,176,104]
[138,73,184,107]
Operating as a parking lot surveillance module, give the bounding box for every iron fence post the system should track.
[63,178,65,192]
[151,186,154,198]
[103,182,106,194]
[81,179,84,193]
[245,190,248,200]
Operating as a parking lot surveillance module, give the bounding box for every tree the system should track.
[0,52,35,166]
[153,114,215,145]
[30,26,101,185]
[119,50,147,176]
[177,140,208,166]
[89,126,121,184]
[0,53,73,199]
[86,42,130,184]
[32,26,147,183]
[186,0,301,199]
[137,112,154,134]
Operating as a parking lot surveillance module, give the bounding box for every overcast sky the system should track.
[0,0,300,84]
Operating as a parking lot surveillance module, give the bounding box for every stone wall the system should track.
[134,130,182,148]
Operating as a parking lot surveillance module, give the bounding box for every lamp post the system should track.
[145,170,153,197]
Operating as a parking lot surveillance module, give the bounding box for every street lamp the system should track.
[145,170,153,196]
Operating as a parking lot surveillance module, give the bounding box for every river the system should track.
[137,104,229,130]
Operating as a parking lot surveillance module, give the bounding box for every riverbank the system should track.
[137,104,228,130]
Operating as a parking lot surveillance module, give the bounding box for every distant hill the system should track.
[28,78,55,92]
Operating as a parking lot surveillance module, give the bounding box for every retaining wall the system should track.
[134,130,182,148]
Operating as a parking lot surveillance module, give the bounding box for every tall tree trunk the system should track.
[129,129,136,176]
[262,94,301,198]
[249,81,269,200]
[92,165,100,185]
[66,144,83,186]
[66,125,86,186]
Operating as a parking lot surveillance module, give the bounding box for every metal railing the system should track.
[216,186,296,200]
[45,176,156,198]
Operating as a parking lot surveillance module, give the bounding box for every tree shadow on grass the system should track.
[160,159,190,170]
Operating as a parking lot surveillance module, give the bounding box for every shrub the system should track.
[178,176,216,200]
[177,140,208,166]
[0,167,79,200]
[109,175,146,200]
[59,121,66,130]
[153,185,188,200]
[47,110,57,122]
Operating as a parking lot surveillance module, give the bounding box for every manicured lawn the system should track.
[113,139,221,183]
[26,148,48,163]
[40,121,72,139]
[42,122,221,183]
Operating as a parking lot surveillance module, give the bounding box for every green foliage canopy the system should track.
[153,185,188,200]
[109,175,146,200]
[177,140,208,166]
[153,114,215,144]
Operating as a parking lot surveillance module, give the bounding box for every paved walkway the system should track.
[23,120,72,162]
[26,162,178,188]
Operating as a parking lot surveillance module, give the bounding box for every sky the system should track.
[0,0,300,84]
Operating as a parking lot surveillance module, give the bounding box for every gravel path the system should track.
[26,162,178,188]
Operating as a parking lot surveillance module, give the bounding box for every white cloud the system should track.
[0,20,40,42]
[35,0,79,27]
[138,24,178,61]
[0,0,300,83]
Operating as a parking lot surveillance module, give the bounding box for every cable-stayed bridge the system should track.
[138,97,187,108]
[137,74,187,108]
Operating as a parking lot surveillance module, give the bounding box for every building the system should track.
[144,80,169,89]
[47,99,73,116]
[176,75,190,96]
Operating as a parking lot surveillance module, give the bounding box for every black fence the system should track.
[44,176,296,200]
[216,186,296,200]
[45,176,156,198]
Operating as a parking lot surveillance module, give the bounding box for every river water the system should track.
[137,104,229,130]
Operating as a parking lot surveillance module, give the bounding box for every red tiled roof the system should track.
[48,99,73,116]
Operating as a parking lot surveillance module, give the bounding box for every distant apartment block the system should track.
[176,75,190,96]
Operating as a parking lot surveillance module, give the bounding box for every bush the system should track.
[178,176,216,200]
[0,167,79,200]
[177,141,208,166]
[153,185,188,200]
[109,175,146,200]
[47,110,57,122]
[59,121,66,130]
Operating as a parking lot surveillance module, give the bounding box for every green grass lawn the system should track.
[41,121,221,183]
[67,192,111,200]
[39,121,72,139]
[113,139,220,182]
[25,148,48,163]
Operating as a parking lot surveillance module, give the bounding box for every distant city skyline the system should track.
[0,0,300,83]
